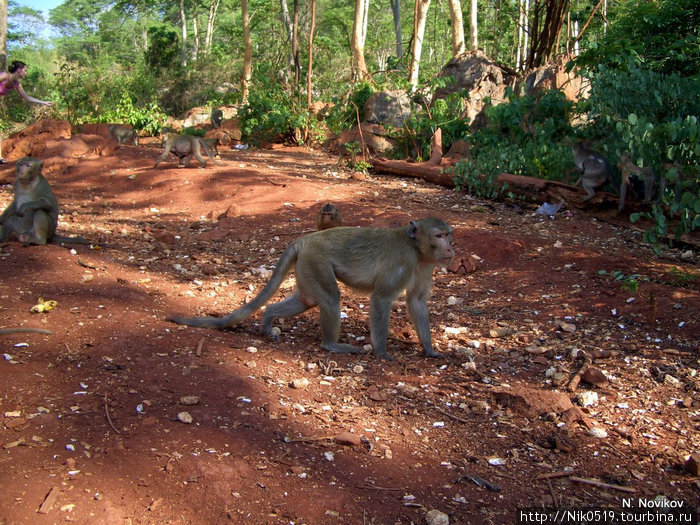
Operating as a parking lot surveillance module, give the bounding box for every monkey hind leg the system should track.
[318,303,365,355]
[261,292,310,339]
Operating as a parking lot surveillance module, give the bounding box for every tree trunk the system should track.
[307,0,316,110]
[448,0,465,56]
[390,0,403,59]
[179,0,187,67]
[292,0,300,85]
[204,0,220,56]
[0,0,7,72]
[280,0,294,83]
[526,0,569,69]
[241,0,252,103]
[351,0,370,81]
[192,16,200,61]
[408,0,431,91]
[469,0,478,50]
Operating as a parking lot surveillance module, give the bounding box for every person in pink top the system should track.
[0,60,54,163]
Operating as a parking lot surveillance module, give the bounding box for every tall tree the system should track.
[241,0,252,103]
[408,0,431,90]
[307,0,316,109]
[351,0,369,81]
[204,0,220,56]
[447,0,465,56]
[178,0,187,67]
[469,0,478,50]
[526,0,569,68]
[0,0,7,71]
[390,0,402,59]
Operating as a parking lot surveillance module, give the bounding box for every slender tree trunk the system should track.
[204,0,220,55]
[390,0,403,59]
[293,0,300,85]
[351,0,370,81]
[527,0,569,69]
[0,0,7,72]
[469,0,478,50]
[409,0,431,91]
[307,0,316,110]
[280,0,294,83]
[179,0,187,67]
[193,17,200,61]
[448,0,465,56]
[241,0,252,103]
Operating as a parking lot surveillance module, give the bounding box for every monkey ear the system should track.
[408,221,419,239]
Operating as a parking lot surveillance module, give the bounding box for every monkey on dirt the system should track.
[154,133,215,168]
[617,153,662,213]
[572,142,615,202]
[168,218,454,360]
[108,124,139,147]
[202,137,220,157]
[211,109,223,129]
[316,203,342,230]
[0,157,89,246]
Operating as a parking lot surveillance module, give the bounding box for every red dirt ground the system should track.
[1,138,698,525]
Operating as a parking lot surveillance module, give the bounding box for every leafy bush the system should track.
[101,93,167,136]
[325,81,375,135]
[579,65,700,251]
[451,89,575,196]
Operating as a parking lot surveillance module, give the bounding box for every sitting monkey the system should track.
[0,157,89,246]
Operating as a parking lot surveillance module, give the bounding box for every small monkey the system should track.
[154,133,215,168]
[211,109,223,129]
[316,203,343,230]
[0,158,89,246]
[572,142,614,202]
[108,124,139,146]
[168,218,455,360]
[617,153,662,212]
[202,137,220,157]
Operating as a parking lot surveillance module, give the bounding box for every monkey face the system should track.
[16,158,42,183]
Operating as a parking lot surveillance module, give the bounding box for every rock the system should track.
[493,386,574,418]
[577,391,599,408]
[290,378,309,390]
[684,453,700,476]
[559,322,577,333]
[425,509,450,525]
[177,412,193,424]
[333,431,361,446]
[581,368,607,385]
[363,90,417,128]
[180,396,200,405]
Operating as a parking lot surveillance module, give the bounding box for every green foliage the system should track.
[579,65,700,251]
[182,127,206,137]
[451,89,575,196]
[325,81,375,135]
[598,269,648,294]
[101,93,167,136]
[145,26,179,72]
[576,0,699,77]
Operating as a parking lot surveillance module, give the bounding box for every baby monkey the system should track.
[108,124,139,146]
[316,203,343,230]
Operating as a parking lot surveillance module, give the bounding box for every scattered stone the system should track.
[581,368,607,386]
[177,412,193,424]
[290,378,309,390]
[180,395,200,405]
[395,383,420,398]
[559,323,577,333]
[489,326,513,338]
[425,508,450,525]
[334,431,361,446]
[577,391,599,408]
[493,386,574,418]
[663,374,680,387]
[588,427,608,438]
[684,453,699,476]
[367,385,388,401]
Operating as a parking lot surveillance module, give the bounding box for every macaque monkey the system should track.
[617,153,663,212]
[0,158,89,246]
[211,109,224,129]
[572,142,614,202]
[169,218,455,360]
[154,133,215,168]
[316,203,343,230]
[202,137,220,157]
[108,124,139,146]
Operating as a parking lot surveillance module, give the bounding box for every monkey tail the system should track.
[167,242,301,329]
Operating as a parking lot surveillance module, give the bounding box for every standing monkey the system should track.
[617,153,662,212]
[169,218,454,360]
[108,124,139,146]
[154,133,215,168]
[211,109,224,129]
[572,142,614,202]
[316,203,343,230]
[0,61,54,163]
[0,157,89,246]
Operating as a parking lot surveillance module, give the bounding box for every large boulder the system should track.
[363,90,417,128]
[432,50,516,127]
[518,59,589,101]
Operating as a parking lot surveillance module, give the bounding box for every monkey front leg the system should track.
[407,294,443,358]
